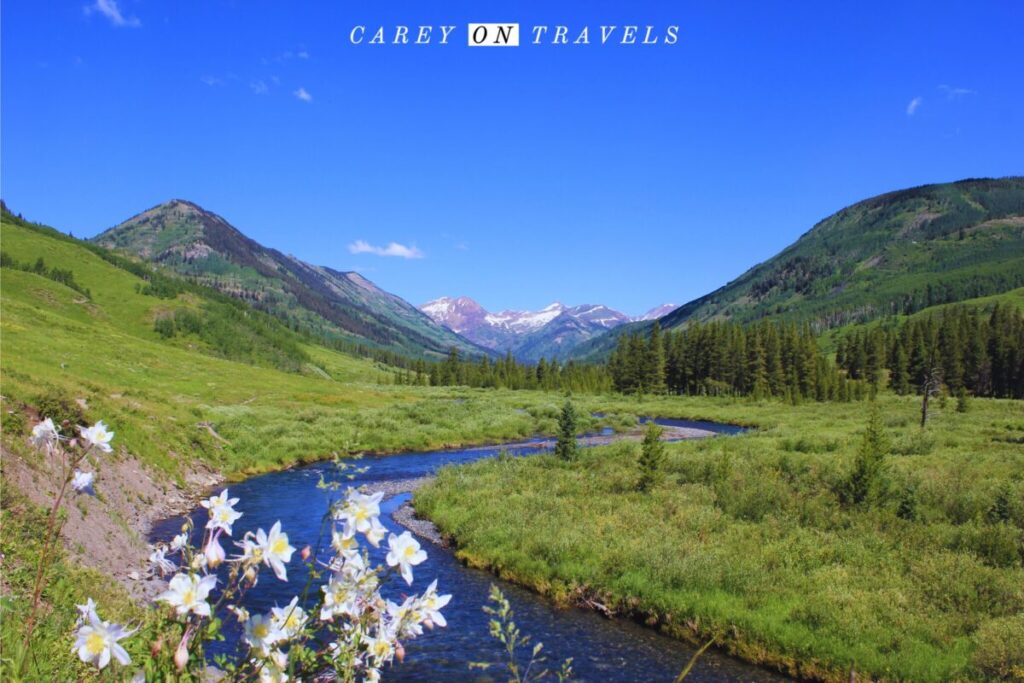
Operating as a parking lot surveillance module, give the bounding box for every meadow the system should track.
[416,395,1024,682]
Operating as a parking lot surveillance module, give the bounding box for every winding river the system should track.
[152,418,784,682]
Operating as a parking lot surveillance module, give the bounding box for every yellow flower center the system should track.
[271,537,289,555]
[182,589,196,606]
[86,632,106,656]
[403,545,417,558]
[253,623,270,639]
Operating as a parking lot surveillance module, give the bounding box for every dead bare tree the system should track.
[920,366,943,428]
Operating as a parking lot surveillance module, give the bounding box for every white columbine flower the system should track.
[200,489,242,535]
[271,596,308,638]
[363,631,396,667]
[71,470,95,493]
[254,521,295,582]
[78,421,114,453]
[332,525,360,559]
[337,490,384,536]
[257,649,291,683]
[320,573,358,622]
[365,517,388,548]
[75,597,99,627]
[170,532,189,552]
[31,418,60,448]
[148,546,176,576]
[156,573,217,618]
[243,612,284,655]
[386,531,427,585]
[419,579,452,628]
[73,609,133,669]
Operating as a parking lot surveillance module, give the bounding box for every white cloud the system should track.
[201,75,224,87]
[294,87,312,102]
[939,84,975,99]
[84,0,140,27]
[348,240,425,259]
[906,96,923,116]
[251,80,269,95]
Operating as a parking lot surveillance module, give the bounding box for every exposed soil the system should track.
[1,440,221,600]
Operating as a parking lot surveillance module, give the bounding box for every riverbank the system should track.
[414,396,1024,682]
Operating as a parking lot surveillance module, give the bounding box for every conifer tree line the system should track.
[608,321,867,401]
[836,303,1024,399]
[392,349,613,394]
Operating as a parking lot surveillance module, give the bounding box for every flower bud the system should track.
[150,637,163,657]
[204,536,225,569]
[395,641,406,663]
[300,545,311,562]
[174,637,189,672]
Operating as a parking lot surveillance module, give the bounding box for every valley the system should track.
[1,178,1022,682]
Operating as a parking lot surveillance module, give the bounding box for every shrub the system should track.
[972,614,1024,680]
[34,390,86,429]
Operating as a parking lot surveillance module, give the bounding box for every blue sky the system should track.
[2,1,1022,316]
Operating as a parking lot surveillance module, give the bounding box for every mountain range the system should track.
[92,200,487,359]
[68,177,1024,364]
[419,297,674,361]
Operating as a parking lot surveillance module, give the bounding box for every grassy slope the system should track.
[416,395,1024,682]
[0,218,581,478]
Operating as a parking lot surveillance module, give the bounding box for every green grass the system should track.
[0,479,145,682]
[416,395,1024,682]
[0,218,575,478]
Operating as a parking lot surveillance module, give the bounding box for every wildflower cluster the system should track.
[23,415,451,682]
[17,417,114,674]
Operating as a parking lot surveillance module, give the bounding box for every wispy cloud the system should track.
[938,84,975,99]
[906,96,923,116]
[84,0,140,27]
[348,240,424,259]
[201,75,224,87]
[294,87,312,102]
[251,80,269,95]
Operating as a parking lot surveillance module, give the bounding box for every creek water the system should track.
[151,419,784,682]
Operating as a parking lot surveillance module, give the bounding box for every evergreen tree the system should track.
[842,402,889,506]
[986,484,1012,524]
[891,341,911,395]
[554,398,579,462]
[896,483,918,521]
[956,386,970,413]
[636,421,666,492]
[644,321,667,393]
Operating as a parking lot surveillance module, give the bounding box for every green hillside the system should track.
[665,177,1024,327]
[0,210,548,477]
[575,178,1024,361]
[92,200,488,360]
